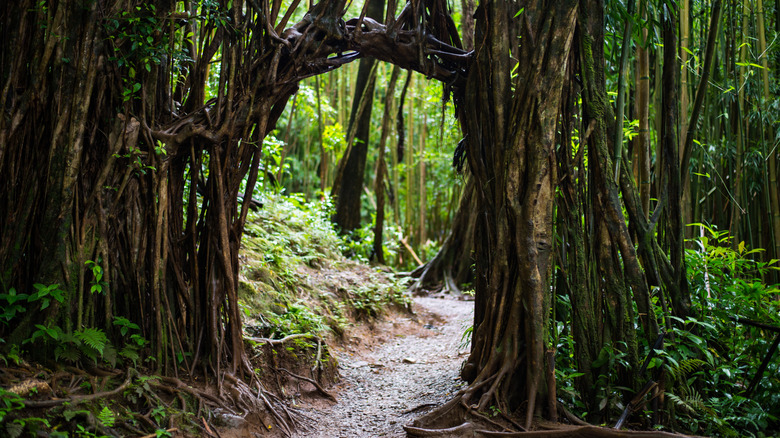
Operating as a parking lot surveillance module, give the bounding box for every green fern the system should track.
[98,406,115,428]
[668,358,707,382]
[75,328,108,356]
[668,388,710,415]
[119,345,140,365]
[54,332,80,362]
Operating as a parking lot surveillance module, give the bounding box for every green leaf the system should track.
[75,328,108,356]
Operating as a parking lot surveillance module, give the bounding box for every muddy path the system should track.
[293,295,474,438]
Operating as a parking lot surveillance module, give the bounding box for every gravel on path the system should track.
[293,296,474,438]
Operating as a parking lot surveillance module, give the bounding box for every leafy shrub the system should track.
[658,225,780,436]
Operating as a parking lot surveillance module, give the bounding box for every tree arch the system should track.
[0,0,467,397]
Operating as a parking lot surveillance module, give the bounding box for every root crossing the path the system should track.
[294,296,474,437]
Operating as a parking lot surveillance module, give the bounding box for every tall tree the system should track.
[412,0,578,431]
[331,0,385,233]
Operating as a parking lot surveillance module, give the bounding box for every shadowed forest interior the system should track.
[1,0,780,436]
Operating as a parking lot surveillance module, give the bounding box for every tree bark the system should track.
[414,0,578,430]
[0,0,469,389]
[409,177,476,294]
[331,0,385,233]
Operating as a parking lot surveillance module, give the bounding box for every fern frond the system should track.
[119,346,140,365]
[55,345,80,363]
[75,328,108,356]
[668,358,707,382]
[98,406,115,428]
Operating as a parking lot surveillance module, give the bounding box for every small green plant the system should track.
[113,316,148,365]
[266,303,326,338]
[0,388,25,423]
[155,428,173,438]
[0,288,29,323]
[85,260,107,295]
[97,406,115,428]
[29,283,66,309]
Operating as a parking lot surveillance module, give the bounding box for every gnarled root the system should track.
[404,421,475,436]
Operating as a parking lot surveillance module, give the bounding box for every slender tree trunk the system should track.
[409,177,476,294]
[731,0,750,243]
[756,0,780,282]
[680,0,693,238]
[372,66,402,264]
[331,0,385,233]
[634,0,651,219]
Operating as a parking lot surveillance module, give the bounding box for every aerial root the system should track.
[154,375,231,413]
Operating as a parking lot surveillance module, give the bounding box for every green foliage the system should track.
[239,191,412,345]
[592,342,631,414]
[0,284,65,328]
[243,192,343,269]
[97,406,115,428]
[74,328,109,356]
[348,278,410,320]
[0,288,28,324]
[0,388,24,423]
[85,260,106,295]
[29,283,66,310]
[265,302,327,338]
[651,227,780,436]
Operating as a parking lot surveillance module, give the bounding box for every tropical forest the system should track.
[1,0,780,436]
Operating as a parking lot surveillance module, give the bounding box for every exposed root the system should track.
[472,426,694,437]
[401,402,439,414]
[154,375,231,413]
[21,369,136,408]
[404,421,475,436]
[246,332,318,346]
[140,428,178,438]
[277,367,337,401]
[258,387,293,437]
[558,402,590,426]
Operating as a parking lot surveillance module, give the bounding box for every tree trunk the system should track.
[372,66,402,264]
[633,0,651,219]
[414,0,578,430]
[0,0,469,401]
[756,0,780,282]
[409,177,476,294]
[331,0,385,233]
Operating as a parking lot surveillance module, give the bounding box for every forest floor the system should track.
[288,293,474,438]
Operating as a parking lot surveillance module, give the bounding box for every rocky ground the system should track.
[291,295,474,438]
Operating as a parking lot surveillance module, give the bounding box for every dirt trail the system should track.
[293,296,474,438]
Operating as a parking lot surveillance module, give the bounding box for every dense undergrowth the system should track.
[0,192,410,438]
[239,192,411,339]
[553,225,780,437]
